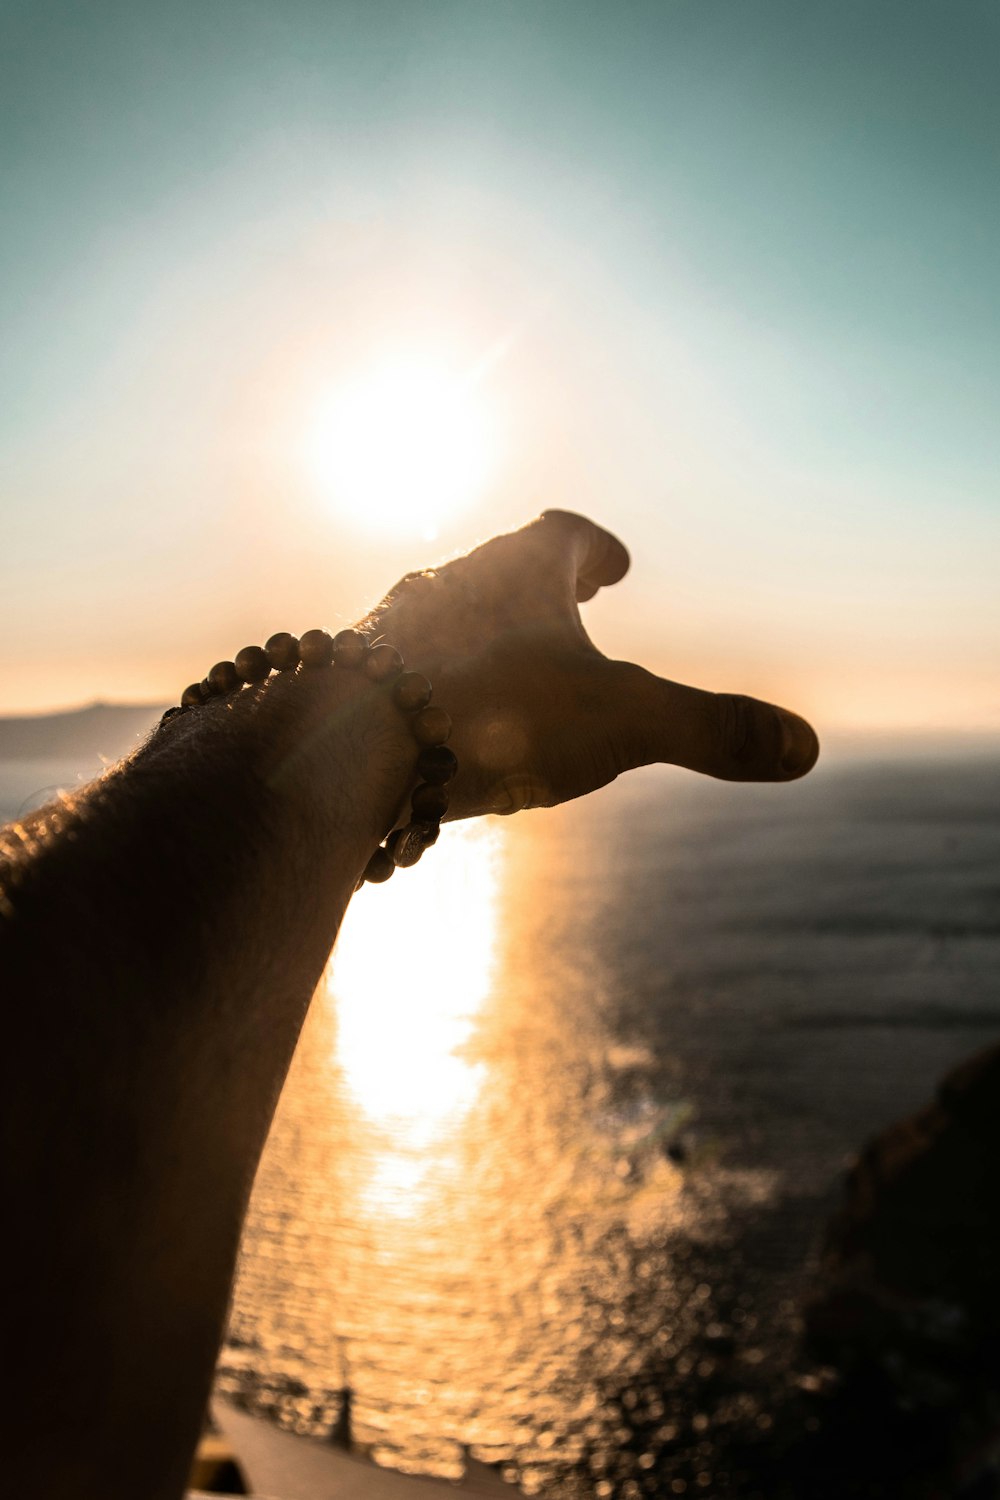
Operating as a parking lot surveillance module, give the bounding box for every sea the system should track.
[3,742,998,1496]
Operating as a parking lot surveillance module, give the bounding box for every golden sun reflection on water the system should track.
[325,820,504,1215]
[226,791,744,1483]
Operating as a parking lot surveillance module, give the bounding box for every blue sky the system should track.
[1,0,997,730]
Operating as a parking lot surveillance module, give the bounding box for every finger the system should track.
[612,662,820,782]
[536,510,631,601]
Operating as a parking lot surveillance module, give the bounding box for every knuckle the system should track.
[391,569,433,595]
[715,693,753,761]
[714,693,783,777]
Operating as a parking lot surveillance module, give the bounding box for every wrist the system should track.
[151,663,417,887]
[153,622,460,890]
[253,664,417,868]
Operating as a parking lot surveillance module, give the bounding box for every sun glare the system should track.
[326,821,503,1215]
[304,358,495,539]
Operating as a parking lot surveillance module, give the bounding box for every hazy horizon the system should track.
[1,697,998,772]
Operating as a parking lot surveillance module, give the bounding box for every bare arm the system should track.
[1,663,413,1499]
[0,512,817,1500]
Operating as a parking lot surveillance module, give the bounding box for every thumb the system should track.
[610,662,820,783]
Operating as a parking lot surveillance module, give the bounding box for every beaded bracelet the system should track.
[159,627,457,887]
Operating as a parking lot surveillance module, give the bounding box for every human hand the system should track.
[364,510,819,822]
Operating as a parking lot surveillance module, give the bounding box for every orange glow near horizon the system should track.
[326,820,503,1215]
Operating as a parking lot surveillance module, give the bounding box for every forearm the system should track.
[0,666,413,1499]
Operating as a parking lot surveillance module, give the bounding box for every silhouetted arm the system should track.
[1,666,415,1500]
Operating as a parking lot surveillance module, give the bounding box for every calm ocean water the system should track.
[3,748,998,1493]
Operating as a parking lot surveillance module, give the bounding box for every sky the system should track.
[1,0,998,735]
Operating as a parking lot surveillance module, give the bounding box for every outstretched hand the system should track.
[364,510,819,822]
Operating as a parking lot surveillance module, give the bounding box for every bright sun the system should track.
[304,357,494,539]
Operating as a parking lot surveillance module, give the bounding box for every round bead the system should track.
[362,847,395,884]
[208,660,240,695]
[299,628,335,668]
[416,744,458,785]
[331,628,368,669]
[264,632,300,671]
[387,825,426,868]
[393,671,433,713]
[364,643,404,682]
[412,705,452,746]
[234,645,271,684]
[411,782,449,821]
[181,682,206,707]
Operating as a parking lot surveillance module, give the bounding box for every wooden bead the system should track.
[208,661,240,695]
[412,705,452,746]
[392,671,432,712]
[265,632,300,671]
[387,825,426,868]
[331,628,368,669]
[234,645,271,683]
[411,782,449,820]
[364,643,404,682]
[416,745,458,785]
[181,682,206,707]
[362,847,395,884]
[299,628,335,668]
